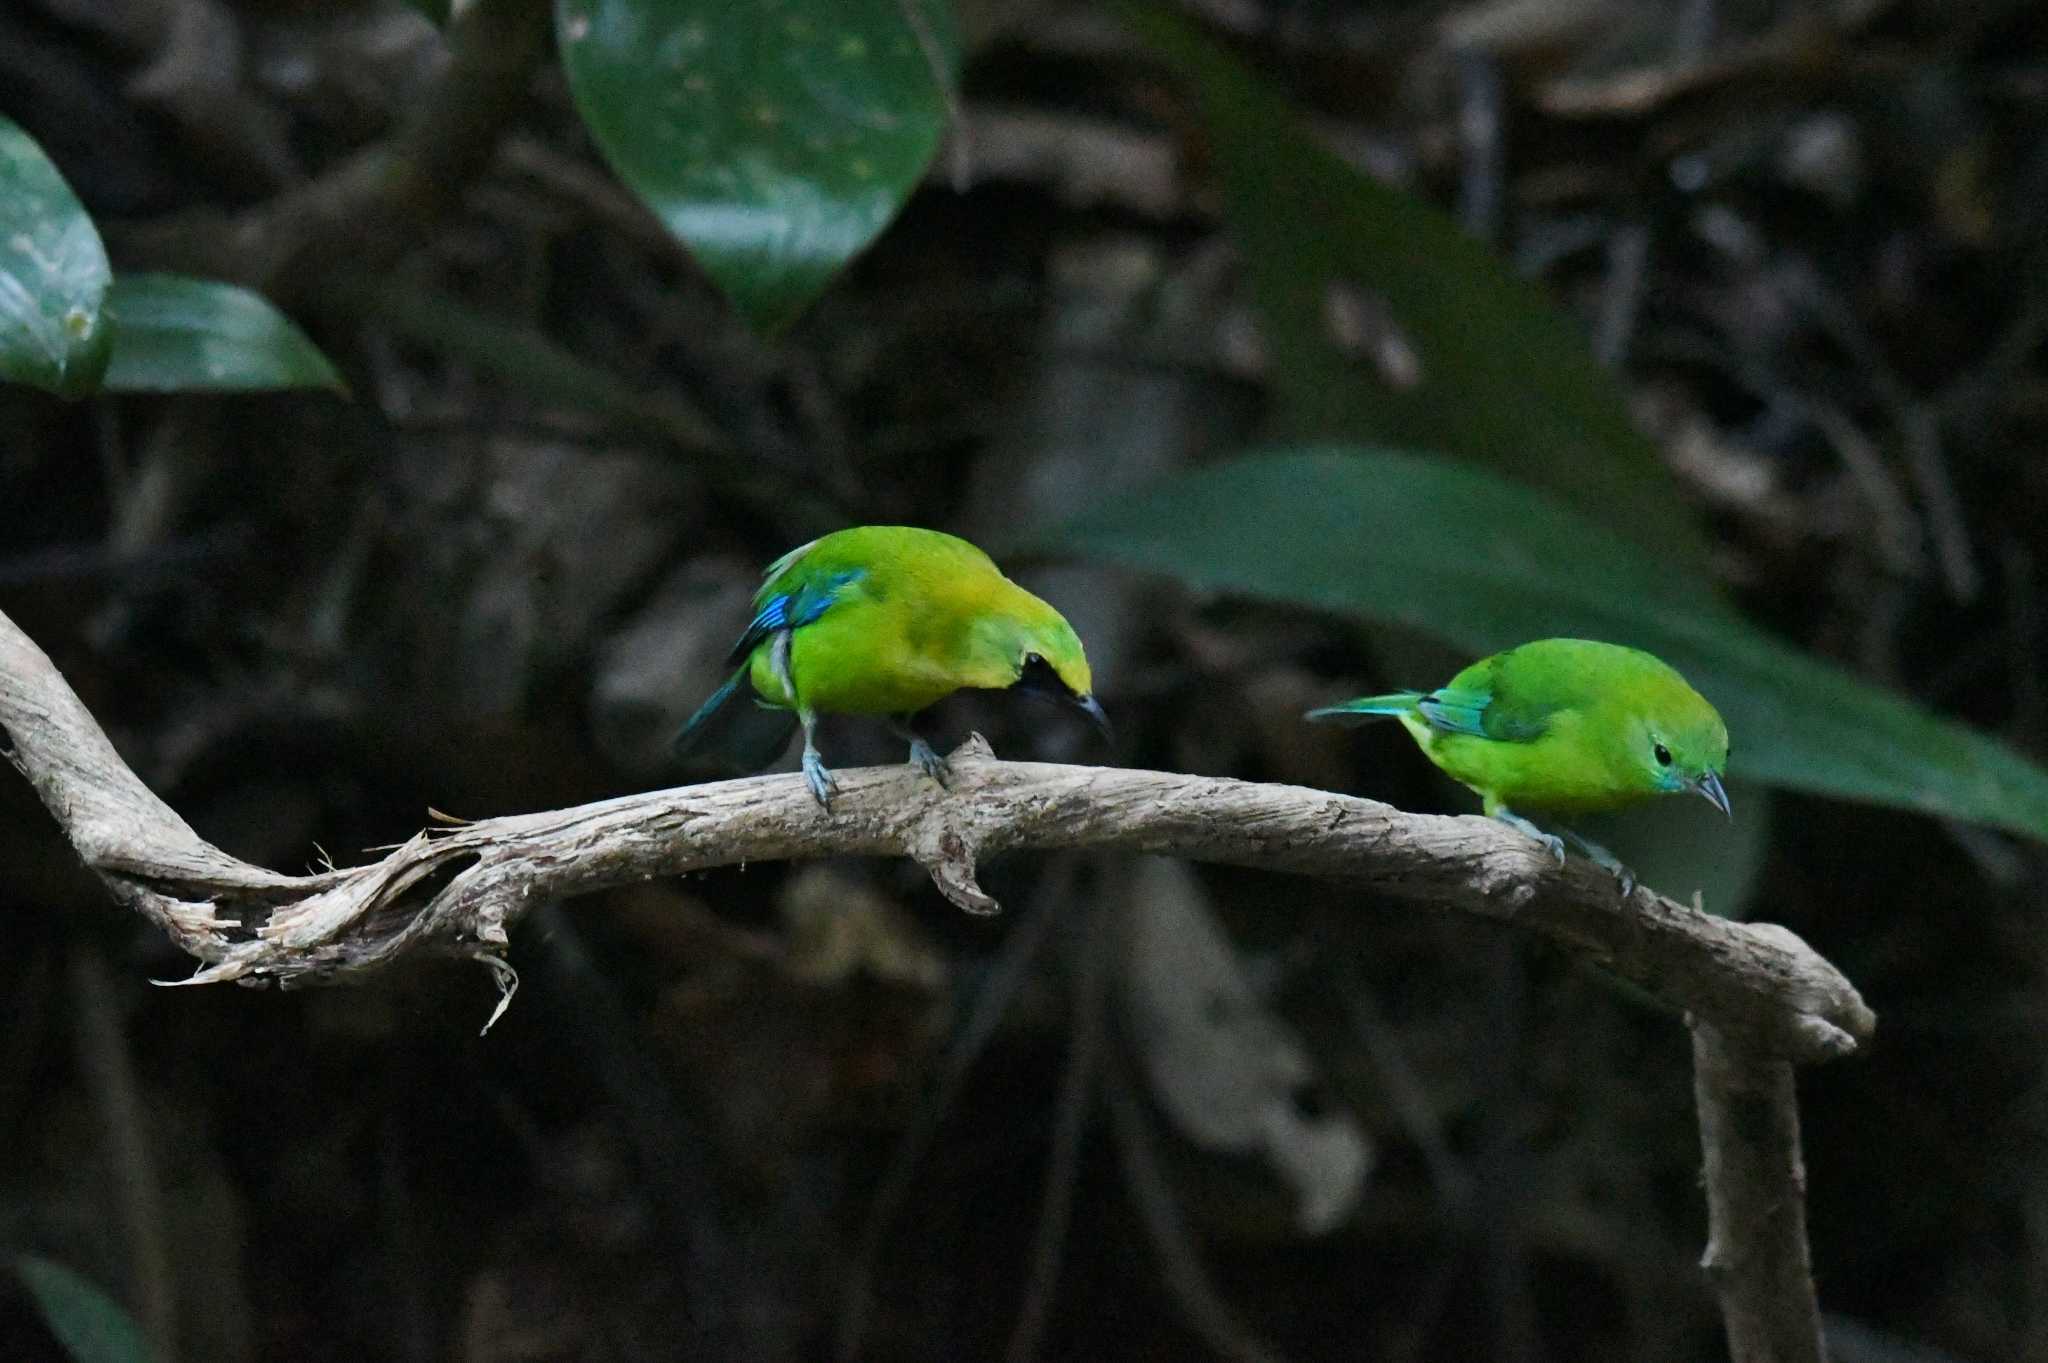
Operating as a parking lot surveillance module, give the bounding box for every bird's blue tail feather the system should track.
[672,667,800,774]
[1304,691,1425,726]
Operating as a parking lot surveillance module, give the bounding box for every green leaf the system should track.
[0,117,113,398]
[101,274,344,394]
[14,1256,160,1363]
[1047,448,2048,842]
[1122,6,1707,575]
[557,0,958,334]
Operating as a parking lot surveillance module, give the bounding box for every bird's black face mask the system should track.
[1012,654,1112,742]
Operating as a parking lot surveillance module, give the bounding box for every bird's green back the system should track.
[755,526,998,609]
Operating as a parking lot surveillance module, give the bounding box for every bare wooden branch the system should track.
[0,606,1873,1063]
[1693,1022,1829,1363]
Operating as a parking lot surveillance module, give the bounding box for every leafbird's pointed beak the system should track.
[1693,770,1732,818]
[1072,693,1113,744]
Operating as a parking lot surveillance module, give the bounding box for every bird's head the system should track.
[1630,682,1731,816]
[976,593,1110,742]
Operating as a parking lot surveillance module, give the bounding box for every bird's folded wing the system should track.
[725,568,867,665]
[1417,686,1555,742]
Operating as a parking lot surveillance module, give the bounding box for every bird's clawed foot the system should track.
[1491,810,1639,895]
[907,736,952,788]
[801,747,839,809]
[1560,827,1638,897]
[890,714,952,790]
[1491,808,1566,867]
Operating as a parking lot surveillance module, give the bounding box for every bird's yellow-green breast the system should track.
[743,526,1093,716]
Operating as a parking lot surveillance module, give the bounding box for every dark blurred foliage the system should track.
[1,1,2046,1361]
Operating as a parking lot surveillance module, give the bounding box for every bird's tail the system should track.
[672,667,800,774]
[1303,691,1425,726]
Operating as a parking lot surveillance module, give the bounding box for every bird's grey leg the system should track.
[798,707,837,809]
[1490,806,1566,867]
[887,713,951,788]
[773,632,837,809]
[1560,827,1636,897]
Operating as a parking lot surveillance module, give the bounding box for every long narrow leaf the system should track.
[15,1257,159,1363]
[1123,6,1709,576]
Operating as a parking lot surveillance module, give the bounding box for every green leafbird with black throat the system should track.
[674,526,1109,809]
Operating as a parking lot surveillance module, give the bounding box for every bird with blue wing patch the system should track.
[674,526,1109,808]
[1307,638,1731,894]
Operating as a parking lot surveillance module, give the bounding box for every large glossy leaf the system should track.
[1047,448,2048,842]
[0,117,113,398]
[102,275,344,394]
[1122,7,1707,576]
[557,0,957,334]
[15,1256,159,1363]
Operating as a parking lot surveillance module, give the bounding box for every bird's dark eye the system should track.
[1024,652,1045,669]
[1654,743,1673,766]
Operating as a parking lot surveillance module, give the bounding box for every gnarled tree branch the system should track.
[0,606,1872,1064]
[1694,1023,1829,1363]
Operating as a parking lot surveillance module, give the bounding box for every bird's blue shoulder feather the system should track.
[726,565,866,665]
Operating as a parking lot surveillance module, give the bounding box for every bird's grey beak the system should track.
[1072,693,1113,744]
[1694,770,1732,818]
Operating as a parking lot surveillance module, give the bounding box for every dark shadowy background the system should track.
[3,1,2046,1360]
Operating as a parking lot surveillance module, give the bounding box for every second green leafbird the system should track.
[1306,638,1730,893]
